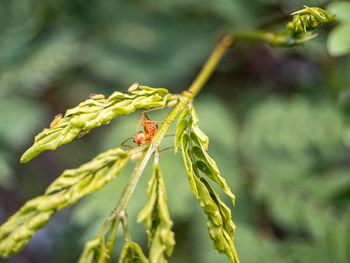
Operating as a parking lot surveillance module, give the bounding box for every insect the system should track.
[49,114,63,128]
[121,108,170,150]
[89,93,105,100]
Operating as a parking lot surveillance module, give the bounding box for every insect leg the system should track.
[159,146,175,152]
[120,137,134,150]
[141,106,165,115]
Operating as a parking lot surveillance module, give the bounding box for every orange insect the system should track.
[49,114,63,128]
[89,93,105,100]
[121,108,169,150]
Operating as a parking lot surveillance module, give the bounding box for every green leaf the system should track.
[194,176,239,263]
[189,107,235,203]
[0,148,128,258]
[20,86,171,163]
[190,107,209,150]
[174,108,190,153]
[327,23,350,56]
[326,1,350,56]
[137,164,175,263]
[180,133,198,198]
[118,242,149,263]
[327,1,350,22]
[176,105,239,262]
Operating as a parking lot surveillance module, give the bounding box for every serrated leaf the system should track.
[191,141,219,174]
[176,105,239,262]
[194,176,239,263]
[0,148,128,258]
[20,86,171,163]
[189,119,235,203]
[176,107,235,202]
[118,242,149,263]
[137,164,175,263]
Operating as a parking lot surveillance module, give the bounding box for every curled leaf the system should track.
[176,105,239,262]
[190,107,209,149]
[180,133,198,197]
[287,6,335,33]
[174,108,190,153]
[195,176,239,263]
[137,164,175,263]
[189,108,235,204]
[20,85,171,163]
[0,148,128,258]
[235,6,334,48]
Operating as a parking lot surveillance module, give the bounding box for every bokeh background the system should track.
[1,0,350,262]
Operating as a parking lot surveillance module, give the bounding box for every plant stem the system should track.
[187,35,233,98]
[104,146,151,255]
[99,33,234,261]
[121,212,132,243]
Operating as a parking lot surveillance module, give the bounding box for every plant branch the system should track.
[85,10,333,257]
[103,145,152,255]
[96,32,236,260]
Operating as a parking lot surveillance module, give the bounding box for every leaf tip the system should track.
[20,153,30,163]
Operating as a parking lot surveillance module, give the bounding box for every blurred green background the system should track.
[1,0,350,262]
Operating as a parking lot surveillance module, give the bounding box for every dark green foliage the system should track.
[243,98,350,262]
